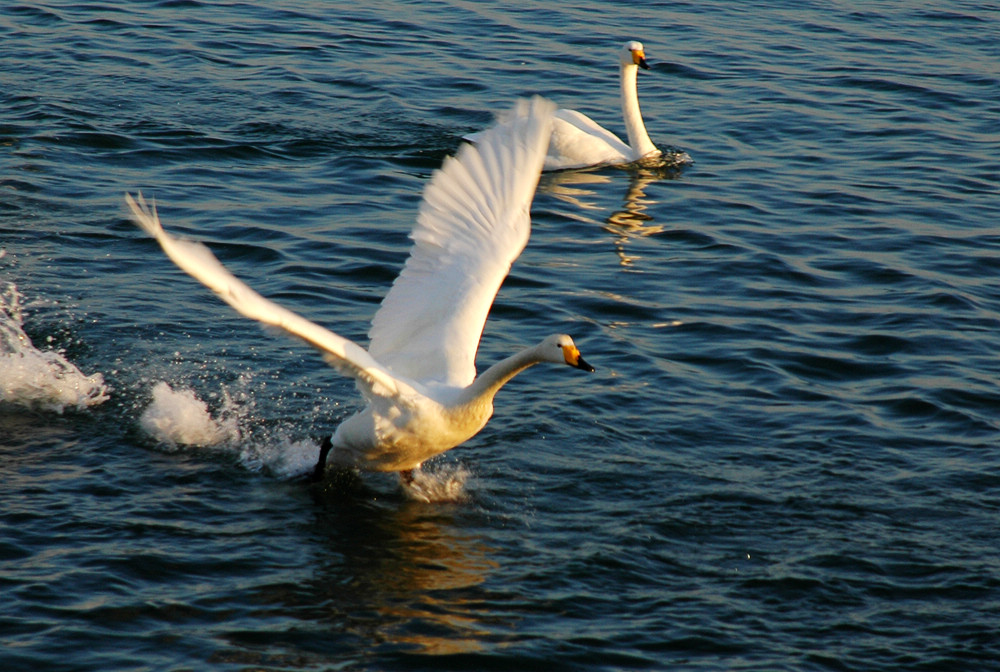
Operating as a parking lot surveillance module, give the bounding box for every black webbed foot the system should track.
[310,435,334,483]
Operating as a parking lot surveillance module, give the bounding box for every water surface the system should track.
[2,1,1000,670]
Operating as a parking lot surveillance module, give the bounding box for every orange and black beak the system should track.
[562,344,595,372]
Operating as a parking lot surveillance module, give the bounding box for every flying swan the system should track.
[125,96,593,488]
[467,41,680,171]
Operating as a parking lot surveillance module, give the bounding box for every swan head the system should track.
[621,41,650,70]
[539,334,595,372]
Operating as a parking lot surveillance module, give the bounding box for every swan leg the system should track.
[310,435,334,483]
[399,469,417,485]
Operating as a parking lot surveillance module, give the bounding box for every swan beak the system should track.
[563,344,595,372]
[633,50,651,70]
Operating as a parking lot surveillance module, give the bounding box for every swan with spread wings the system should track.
[125,96,593,488]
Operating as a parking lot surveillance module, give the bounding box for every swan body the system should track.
[327,333,590,472]
[466,41,664,171]
[546,41,660,171]
[125,96,594,482]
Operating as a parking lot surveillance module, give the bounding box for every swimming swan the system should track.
[467,41,669,171]
[125,96,593,486]
[547,40,661,171]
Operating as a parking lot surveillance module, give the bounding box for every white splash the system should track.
[0,283,109,413]
[139,381,240,448]
[402,464,470,503]
[236,433,322,479]
[136,380,468,494]
[138,380,322,478]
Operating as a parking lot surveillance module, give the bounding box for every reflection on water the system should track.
[250,481,502,659]
[539,168,615,215]
[604,166,669,267]
[314,492,499,655]
[540,159,688,266]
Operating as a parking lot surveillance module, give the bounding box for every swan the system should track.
[547,40,662,171]
[467,41,674,171]
[124,96,594,488]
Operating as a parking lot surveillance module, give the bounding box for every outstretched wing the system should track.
[367,96,556,387]
[124,192,404,400]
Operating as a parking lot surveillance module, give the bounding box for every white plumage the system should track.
[125,96,593,484]
[466,41,668,171]
[546,41,661,171]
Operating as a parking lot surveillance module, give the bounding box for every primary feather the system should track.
[369,97,550,386]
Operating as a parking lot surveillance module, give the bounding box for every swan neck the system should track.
[620,64,657,159]
[462,345,541,406]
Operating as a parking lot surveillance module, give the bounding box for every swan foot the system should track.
[310,435,334,483]
[399,468,417,485]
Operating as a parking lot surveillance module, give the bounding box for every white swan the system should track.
[467,41,673,171]
[546,40,661,171]
[125,96,593,486]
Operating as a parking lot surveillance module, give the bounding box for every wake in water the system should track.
[0,283,109,413]
[138,381,334,480]
[0,278,467,499]
[138,381,470,500]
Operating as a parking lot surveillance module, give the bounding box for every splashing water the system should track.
[0,283,109,413]
[138,380,320,479]
[137,380,469,494]
[139,381,241,448]
[247,435,324,480]
[402,464,470,503]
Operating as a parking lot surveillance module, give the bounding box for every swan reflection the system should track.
[539,158,687,266]
[325,496,500,654]
[245,479,504,659]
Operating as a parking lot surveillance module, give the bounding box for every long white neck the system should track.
[620,63,658,160]
[459,344,544,407]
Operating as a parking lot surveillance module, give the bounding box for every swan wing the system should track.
[124,192,403,399]
[368,96,556,387]
[546,109,631,171]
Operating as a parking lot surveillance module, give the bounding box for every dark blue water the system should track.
[3,1,1000,670]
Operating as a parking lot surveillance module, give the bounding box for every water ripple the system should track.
[3,0,1000,670]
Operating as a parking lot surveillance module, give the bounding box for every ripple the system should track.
[4,2,1000,671]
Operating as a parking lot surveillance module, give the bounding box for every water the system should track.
[2,1,1000,669]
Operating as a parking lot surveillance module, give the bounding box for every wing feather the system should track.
[367,96,556,387]
[546,108,631,171]
[124,192,404,400]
